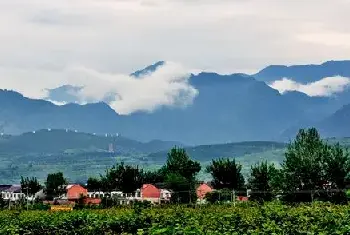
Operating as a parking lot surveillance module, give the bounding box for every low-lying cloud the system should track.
[0,62,198,115]
[269,76,350,96]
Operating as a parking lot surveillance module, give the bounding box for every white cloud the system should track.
[0,0,350,113]
[269,76,350,97]
[0,62,198,114]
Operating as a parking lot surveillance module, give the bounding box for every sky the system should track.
[0,0,350,113]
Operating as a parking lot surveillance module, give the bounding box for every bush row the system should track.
[1,202,350,234]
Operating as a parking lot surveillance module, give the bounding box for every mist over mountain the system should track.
[1,60,350,144]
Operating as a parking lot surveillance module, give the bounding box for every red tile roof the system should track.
[196,183,213,199]
[141,184,161,199]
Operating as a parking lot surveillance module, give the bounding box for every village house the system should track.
[0,185,25,202]
[86,184,171,204]
[196,183,213,203]
[195,183,249,203]
[141,184,172,204]
[59,184,101,205]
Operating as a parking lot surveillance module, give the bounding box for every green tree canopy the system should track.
[45,172,67,199]
[206,158,245,191]
[20,176,42,196]
[87,177,102,192]
[141,170,165,185]
[281,128,350,202]
[100,162,143,193]
[162,147,201,203]
[248,161,280,202]
[164,147,201,181]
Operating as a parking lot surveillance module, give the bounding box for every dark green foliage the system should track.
[100,162,143,193]
[206,158,245,190]
[281,128,350,203]
[205,189,233,203]
[164,173,196,203]
[164,147,201,181]
[86,177,102,192]
[325,143,350,189]
[141,170,165,185]
[162,147,201,203]
[248,161,280,202]
[20,176,41,196]
[45,172,67,199]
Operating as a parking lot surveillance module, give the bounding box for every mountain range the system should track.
[1,60,350,144]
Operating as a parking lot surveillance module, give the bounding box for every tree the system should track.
[205,189,232,204]
[87,177,102,192]
[206,158,245,191]
[325,143,350,189]
[163,147,201,203]
[101,162,143,193]
[20,176,42,196]
[164,173,196,203]
[248,161,280,202]
[324,143,350,203]
[141,170,165,185]
[164,147,201,181]
[281,128,350,202]
[45,172,67,199]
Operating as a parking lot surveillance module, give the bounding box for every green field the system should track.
[1,202,350,234]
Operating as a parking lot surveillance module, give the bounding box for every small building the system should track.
[141,184,161,203]
[141,184,171,204]
[0,185,25,202]
[160,189,172,202]
[196,183,213,201]
[59,184,87,201]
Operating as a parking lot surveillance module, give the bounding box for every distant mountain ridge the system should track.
[1,60,350,144]
[253,60,350,84]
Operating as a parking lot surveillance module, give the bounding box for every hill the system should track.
[147,141,287,163]
[0,129,182,155]
[0,129,183,184]
[0,140,287,184]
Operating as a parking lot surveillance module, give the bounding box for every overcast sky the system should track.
[1,0,350,113]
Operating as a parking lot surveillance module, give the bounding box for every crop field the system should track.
[1,202,350,234]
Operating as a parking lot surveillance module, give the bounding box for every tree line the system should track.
[15,128,350,204]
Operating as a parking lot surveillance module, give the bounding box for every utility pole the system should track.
[26,187,29,211]
[233,189,236,207]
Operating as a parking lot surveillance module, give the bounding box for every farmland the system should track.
[2,202,350,234]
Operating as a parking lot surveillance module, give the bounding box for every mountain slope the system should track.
[0,89,127,135]
[318,104,350,137]
[115,72,305,144]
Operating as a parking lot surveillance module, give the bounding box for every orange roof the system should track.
[67,185,87,200]
[196,183,213,199]
[141,184,161,198]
